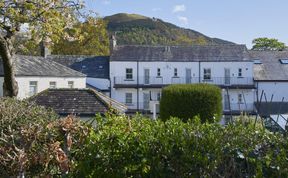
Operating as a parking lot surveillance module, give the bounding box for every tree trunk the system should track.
[0,35,19,97]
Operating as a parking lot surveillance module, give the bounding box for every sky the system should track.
[85,0,288,48]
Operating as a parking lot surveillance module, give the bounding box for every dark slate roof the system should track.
[47,55,109,79]
[255,102,288,117]
[249,51,288,81]
[0,55,85,77]
[30,89,127,116]
[110,45,250,62]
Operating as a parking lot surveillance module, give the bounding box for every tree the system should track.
[0,1,84,97]
[252,37,286,51]
[52,17,109,55]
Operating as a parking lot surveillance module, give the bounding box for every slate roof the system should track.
[249,51,288,81]
[47,55,110,79]
[0,55,85,77]
[110,45,250,62]
[30,88,127,116]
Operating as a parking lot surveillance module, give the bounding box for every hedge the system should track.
[74,114,288,177]
[160,84,222,122]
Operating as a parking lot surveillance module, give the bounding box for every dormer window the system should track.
[279,59,288,64]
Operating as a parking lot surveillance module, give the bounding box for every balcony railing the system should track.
[114,76,254,87]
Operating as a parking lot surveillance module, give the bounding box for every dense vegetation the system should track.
[252,37,286,51]
[1,98,288,177]
[0,98,89,177]
[75,114,288,177]
[104,13,234,46]
[160,84,222,122]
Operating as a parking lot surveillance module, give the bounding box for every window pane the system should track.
[125,93,132,104]
[68,81,74,88]
[49,81,56,89]
[29,81,37,96]
[157,68,161,76]
[126,68,133,79]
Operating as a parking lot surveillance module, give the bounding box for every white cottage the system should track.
[0,55,86,99]
[48,55,110,96]
[110,44,255,115]
[250,50,288,116]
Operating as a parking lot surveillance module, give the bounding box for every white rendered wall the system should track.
[110,61,254,85]
[87,77,110,90]
[223,89,255,111]
[16,76,86,99]
[257,82,288,102]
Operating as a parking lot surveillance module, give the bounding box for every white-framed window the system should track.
[204,68,211,80]
[68,81,74,88]
[238,94,243,103]
[125,93,133,104]
[157,68,161,77]
[174,68,178,77]
[157,92,161,101]
[238,68,242,77]
[49,81,57,89]
[126,68,133,80]
[29,81,37,96]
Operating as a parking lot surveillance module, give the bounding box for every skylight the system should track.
[253,59,262,64]
[279,59,288,64]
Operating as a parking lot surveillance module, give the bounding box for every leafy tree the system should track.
[252,37,286,51]
[52,17,109,55]
[0,1,84,97]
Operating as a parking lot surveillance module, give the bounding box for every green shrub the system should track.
[160,84,222,122]
[74,114,288,177]
[0,98,89,177]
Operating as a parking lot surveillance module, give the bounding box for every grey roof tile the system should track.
[47,55,109,79]
[249,51,288,81]
[29,88,127,116]
[110,45,250,62]
[0,55,85,77]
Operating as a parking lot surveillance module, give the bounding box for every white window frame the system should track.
[157,92,161,101]
[68,81,74,88]
[49,81,57,89]
[157,68,161,77]
[203,68,211,80]
[125,93,133,104]
[29,81,37,96]
[174,68,178,77]
[238,94,243,103]
[238,68,242,77]
[126,68,133,80]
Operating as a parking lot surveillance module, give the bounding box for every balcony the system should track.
[113,76,255,89]
[223,103,256,115]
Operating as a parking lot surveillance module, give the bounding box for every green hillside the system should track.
[104,13,234,45]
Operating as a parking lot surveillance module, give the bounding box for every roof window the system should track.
[253,59,262,64]
[279,59,288,64]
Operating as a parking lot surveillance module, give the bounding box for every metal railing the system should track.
[114,76,254,86]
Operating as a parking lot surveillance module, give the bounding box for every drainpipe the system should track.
[137,60,139,111]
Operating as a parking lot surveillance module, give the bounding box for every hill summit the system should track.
[104,13,234,46]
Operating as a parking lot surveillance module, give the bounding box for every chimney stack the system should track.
[109,34,117,54]
[40,39,51,58]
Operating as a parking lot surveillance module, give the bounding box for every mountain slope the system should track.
[104,13,234,46]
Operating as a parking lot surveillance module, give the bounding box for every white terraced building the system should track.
[0,55,86,99]
[109,43,256,115]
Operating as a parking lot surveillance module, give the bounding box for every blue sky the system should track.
[85,0,288,48]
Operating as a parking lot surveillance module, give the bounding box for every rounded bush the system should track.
[160,84,222,122]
